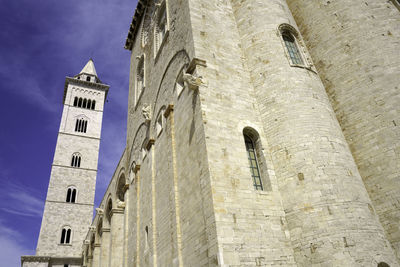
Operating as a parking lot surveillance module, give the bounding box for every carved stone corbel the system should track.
[96,208,104,216]
[142,104,152,122]
[183,73,204,90]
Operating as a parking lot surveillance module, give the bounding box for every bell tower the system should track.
[22,59,109,267]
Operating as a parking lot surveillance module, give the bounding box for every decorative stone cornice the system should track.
[63,77,110,105]
[21,256,51,262]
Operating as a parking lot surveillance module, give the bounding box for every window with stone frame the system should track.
[154,1,168,55]
[75,118,88,133]
[282,31,304,65]
[71,153,81,168]
[278,24,312,69]
[244,134,263,190]
[243,128,272,191]
[60,227,72,244]
[66,187,77,203]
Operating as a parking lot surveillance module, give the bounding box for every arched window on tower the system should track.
[244,134,263,190]
[91,100,96,110]
[60,227,72,244]
[75,118,88,133]
[243,128,271,191]
[282,31,304,65]
[71,153,81,168]
[66,187,77,203]
[73,97,78,107]
[78,97,83,108]
[83,98,87,109]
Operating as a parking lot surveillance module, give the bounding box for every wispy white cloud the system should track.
[0,219,34,267]
[0,180,44,218]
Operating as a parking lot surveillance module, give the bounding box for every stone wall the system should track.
[286,0,400,262]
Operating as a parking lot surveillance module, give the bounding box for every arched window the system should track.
[282,31,304,65]
[60,227,71,244]
[91,100,96,110]
[78,98,83,108]
[73,97,78,107]
[75,119,88,133]
[378,263,390,267]
[136,56,145,103]
[71,153,81,168]
[66,187,77,203]
[83,98,87,109]
[87,99,91,109]
[155,2,168,54]
[244,134,263,190]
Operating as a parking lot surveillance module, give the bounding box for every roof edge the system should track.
[124,0,148,50]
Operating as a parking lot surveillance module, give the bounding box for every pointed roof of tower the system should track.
[63,58,109,104]
[80,58,98,77]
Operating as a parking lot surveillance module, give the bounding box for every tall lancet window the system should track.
[244,134,263,190]
[282,31,304,65]
[60,227,72,244]
[154,1,168,54]
[136,56,145,103]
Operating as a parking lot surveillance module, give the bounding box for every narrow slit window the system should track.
[66,188,71,202]
[83,98,87,109]
[71,189,76,203]
[91,100,96,110]
[282,32,304,65]
[78,98,83,108]
[244,134,263,190]
[73,97,78,107]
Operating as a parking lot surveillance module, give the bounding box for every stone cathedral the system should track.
[22,0,400,266]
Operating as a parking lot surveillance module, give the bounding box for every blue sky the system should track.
[0,0,137,265]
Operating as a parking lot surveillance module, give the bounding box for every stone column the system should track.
[109,207,125,267]
[92,243,101,267]
[123,185,130,267]
[100,228,111,267]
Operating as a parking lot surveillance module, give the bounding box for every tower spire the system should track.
[79,58,98,77]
